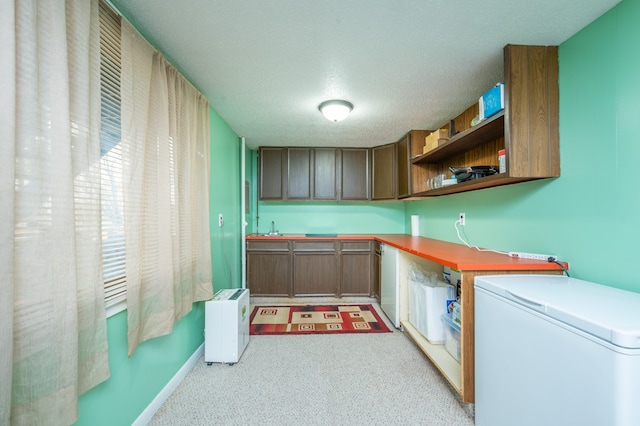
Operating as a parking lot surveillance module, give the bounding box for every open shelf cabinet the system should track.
[410,44,560,197]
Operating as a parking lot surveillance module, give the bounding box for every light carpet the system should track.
[148,299,474,425]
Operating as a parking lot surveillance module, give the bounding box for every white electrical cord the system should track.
[454,219,509,255]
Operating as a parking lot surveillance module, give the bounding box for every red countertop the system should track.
[246,233,566,272]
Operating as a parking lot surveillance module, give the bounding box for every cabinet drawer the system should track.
[292,241,336,252]
[340,241,372,252]
[246,241,290,252]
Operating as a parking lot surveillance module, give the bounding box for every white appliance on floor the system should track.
[204,288,250,365]
[475,275,640,426]
[380,244,400,328]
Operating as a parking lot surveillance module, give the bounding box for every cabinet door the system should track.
[373,242,381,300]
[396,135,410,198]
[340,241,373,296]
[372,143,396,200]
[340,148,370,200]
[293,253,337,295]
[259,147,285,200]
[398,130,431,198]
[287,148,312,200]
[313,148,338,200]
[292,241,337,295]
[246,252,291,296]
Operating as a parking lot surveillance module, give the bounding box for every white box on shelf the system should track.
[409,279,455,343]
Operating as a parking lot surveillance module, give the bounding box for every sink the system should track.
[262,221,282,236]
[261,232,284,237]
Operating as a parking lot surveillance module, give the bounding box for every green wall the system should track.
[256,200,406,235]
[76,107,241,425]
[406,0,639,293]
[76,0,639,423]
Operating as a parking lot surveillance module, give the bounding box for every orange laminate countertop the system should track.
[246,233,566,272]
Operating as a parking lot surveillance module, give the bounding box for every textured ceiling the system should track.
[110,0,620,149]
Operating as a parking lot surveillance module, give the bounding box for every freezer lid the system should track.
[475,275,640,349]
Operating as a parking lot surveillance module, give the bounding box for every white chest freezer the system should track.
[205,288,250,365]
[474,275,640,426]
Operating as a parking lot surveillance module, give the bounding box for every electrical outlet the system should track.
[459,212,465,226]
[218,213,224,227]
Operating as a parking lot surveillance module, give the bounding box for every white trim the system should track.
[240,136,247,289]
[132,343,204,426]
[106,298,127,318]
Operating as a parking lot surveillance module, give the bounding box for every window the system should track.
[99,1,126,313]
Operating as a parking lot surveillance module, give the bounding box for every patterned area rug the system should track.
[249,304,392,335]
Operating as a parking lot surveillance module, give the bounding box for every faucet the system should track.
[265,221,280,236]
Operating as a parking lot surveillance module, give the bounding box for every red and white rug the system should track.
[249,304,392,335]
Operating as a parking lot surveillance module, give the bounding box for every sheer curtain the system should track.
[1,1,109,425]
[120,21,213,355]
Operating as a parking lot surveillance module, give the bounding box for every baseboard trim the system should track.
[132,343,204,426]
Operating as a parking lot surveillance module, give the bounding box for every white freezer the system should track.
[475,274,640,426]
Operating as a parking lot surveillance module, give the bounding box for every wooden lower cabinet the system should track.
[340,241,373,296]
[293,241,337,295]
[247,239,377,297]
[246,240,291,296]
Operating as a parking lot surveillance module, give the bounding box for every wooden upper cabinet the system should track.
[313,148,338,200]
[397,130,431,198]
[504,44,560,178]
[259,147,369,201]
[410,44,560,196]
[372,143,396,200]
[287,147,312,200]
[259,147,285,200]
[340,148,370,200]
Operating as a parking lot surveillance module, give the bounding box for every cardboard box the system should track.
[422,128,449,154]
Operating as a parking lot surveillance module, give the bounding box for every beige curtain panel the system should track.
[1,1,110,425]
[121,20,213,356]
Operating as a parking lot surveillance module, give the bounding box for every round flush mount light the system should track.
[318,99,353,122]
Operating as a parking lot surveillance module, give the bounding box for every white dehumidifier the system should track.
[204,288,250,365]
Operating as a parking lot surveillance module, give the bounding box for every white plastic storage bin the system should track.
[409,279,454,343]
[441,313,461,363]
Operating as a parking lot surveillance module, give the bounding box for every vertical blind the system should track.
[99,1,126,308]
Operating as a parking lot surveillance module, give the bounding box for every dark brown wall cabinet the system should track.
[259,147,369,201]
[287,148,312,199]
[340,148,370,200]
[396,130,431,198]
[259,147,285,200]
[371,143,396,200]
[313,148,338,200]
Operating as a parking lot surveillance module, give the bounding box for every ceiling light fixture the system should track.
[318,99,353,122]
